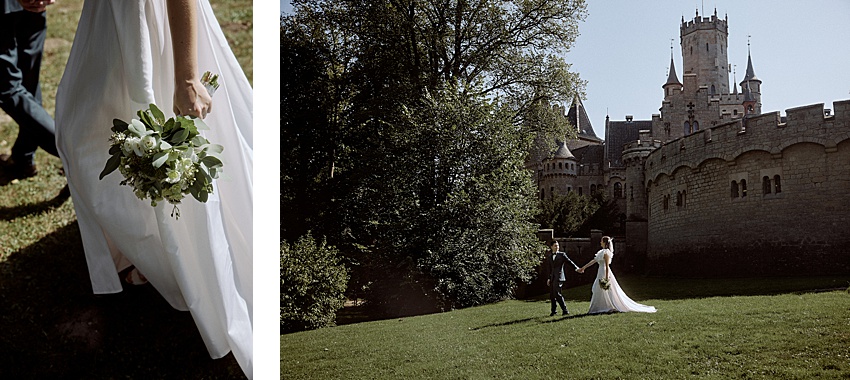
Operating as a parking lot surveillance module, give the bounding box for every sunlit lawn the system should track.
[282,276,850,379]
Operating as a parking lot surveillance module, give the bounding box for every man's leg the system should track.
[0,10,58,180]
[549,281,558,315]
[555,281,568,314]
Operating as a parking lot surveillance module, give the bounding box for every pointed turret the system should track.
[566,94,598,139]
[663,52,682,98]
[740,44,762,115]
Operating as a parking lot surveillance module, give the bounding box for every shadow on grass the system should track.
[470,312,603,331]
[0,185,70,221]
[0,222,244,379]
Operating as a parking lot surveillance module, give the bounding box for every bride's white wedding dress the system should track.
[54,0,252,378]
[587,249,656,314]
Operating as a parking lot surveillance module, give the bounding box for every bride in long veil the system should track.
[577,236,656,314]
[54,0,252,377]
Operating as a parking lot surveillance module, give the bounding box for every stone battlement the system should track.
[645,99,850,182]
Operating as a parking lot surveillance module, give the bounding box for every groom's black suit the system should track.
[547,249,578,315]
[0,0,58,181]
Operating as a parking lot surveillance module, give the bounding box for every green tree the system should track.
[280,234,348,333]
[536,192,598,236]
[282,0,586,314]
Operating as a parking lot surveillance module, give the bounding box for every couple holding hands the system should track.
[546,237,656,316]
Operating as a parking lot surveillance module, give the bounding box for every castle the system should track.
[530,9,850,276]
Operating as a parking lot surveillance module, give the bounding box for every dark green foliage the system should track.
[280,234,349,333]
[282,0,586,314]
[536,192,598,236]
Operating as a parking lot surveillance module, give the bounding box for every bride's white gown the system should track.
[54,0,252,378]
[588,249,656,314]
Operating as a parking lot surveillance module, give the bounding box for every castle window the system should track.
[690,46,693,55]
[540,188,545,200]
[693,121,699,131]
[567,187,571,193]
[684,121,690,135]
[550,187,554,199]
[762,176,771,195]
[774,175,782,193]
[741,179,747,197]
[711,85,716,95]
[578,187,583,196]
[676,191,682,206]
[748,105,754,112]
[663,195,669,210]
[591,184,596,193]
[734,109,738,115]
[614,182,623,198]
[706,43,709,52]
[731,181,739,198]
[559,163,562,169]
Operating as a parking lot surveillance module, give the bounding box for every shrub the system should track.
[281,234,348,333]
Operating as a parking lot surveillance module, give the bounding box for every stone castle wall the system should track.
[641,100,850,276]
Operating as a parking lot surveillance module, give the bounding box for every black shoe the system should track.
[549,312,557,316]
[562,310,570,316]
[0,154,37,185]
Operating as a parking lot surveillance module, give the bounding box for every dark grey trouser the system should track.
[0,10,58,165]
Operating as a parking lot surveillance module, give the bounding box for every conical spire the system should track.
[553,140,575,159]
[566,94,597,138]
[664,52,681,87]
[742,41,760,83]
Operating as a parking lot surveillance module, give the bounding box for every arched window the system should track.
[690,46,693,55]
[614,182,623,198]
[591,184,596,193]
[711,85,716,95]
[540,188,545,200]
[559,162,562,169]
[684,121,690,135]
[762,176,771,194]
[693,121,699,131]
[741,179,748,197]
[578,187,583,196]
[731,181,739,198]
[676,191,682,206]
[734,109,738,115]
[630,186,634,200]
[774,175,782,193]
[663,195,669,210]
[748,105,754,112]
[706,42,709,52]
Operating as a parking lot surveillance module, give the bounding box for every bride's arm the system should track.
[167,0,212,118]
[604,253,611,280]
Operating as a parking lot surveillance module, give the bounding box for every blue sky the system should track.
[281,0,850,138]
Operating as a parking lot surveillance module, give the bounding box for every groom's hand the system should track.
[18,0,54,12]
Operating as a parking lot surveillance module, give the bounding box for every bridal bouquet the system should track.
[99,72,223,219]
[599,278,611,290]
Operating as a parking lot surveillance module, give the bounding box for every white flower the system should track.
[165,168,182,184]
[123,137,143,156]
[141,135,157,151]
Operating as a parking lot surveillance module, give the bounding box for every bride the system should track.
[54,0,252,378]
[577,236,656,314]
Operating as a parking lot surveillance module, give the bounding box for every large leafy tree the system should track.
[282,0,587,314]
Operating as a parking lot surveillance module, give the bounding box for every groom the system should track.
[546,240,579,316]
[0,0,59,185]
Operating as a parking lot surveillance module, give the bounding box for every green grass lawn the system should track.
[282,276,850,379]
[0,1,251,378]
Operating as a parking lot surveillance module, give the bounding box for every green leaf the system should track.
[108,144,121,155]
[112,119,129,132]
[170,127,190,144]
[204,144,224,155]
[99,154,121,180]
[151,151,169,168]
[149,103,165,124]
[201,155,223,168]
[163,118,175,133]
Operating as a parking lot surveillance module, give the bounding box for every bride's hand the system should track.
[173,79,212,119]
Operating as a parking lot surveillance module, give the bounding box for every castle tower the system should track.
[539,140,578,199]
[740,48,762,115]
[680,8,729,95]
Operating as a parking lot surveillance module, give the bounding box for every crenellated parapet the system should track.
[645,100,850,184]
